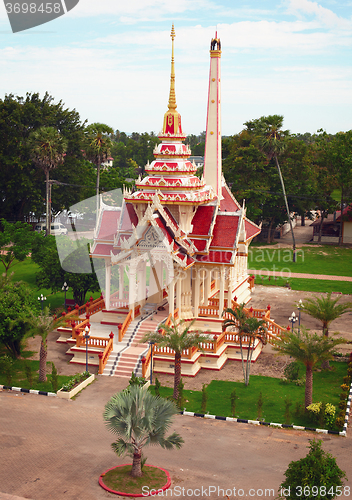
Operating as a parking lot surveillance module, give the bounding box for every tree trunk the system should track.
[275,156,296,262]
[173,351,182,399]
[239,337,246,383]
[318,210,325,243]
[339,189,344,246]
[45,170,50,237]
[321,325,330,370]
[96,155,101,227]
[267,218,274,244]
[301,214,305,226]
[305,364,313,409]
[39,338,47,382]
[245,337,253,386]
[131,451,143,477]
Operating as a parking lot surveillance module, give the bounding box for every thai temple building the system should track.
[58,27,286,378]
[90,26,260,320]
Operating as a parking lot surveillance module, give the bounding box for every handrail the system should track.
[98,333,114,374]
[119,309,132,342]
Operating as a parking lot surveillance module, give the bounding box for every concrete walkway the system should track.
[248,269,352,282]
[1,375,351,500]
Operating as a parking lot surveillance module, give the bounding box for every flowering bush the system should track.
[306,402,336,429]
[340,383,349,392]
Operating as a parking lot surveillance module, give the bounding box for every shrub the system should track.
[278,439,347,499]
[0,355,13,386]
[295,377,306,387]
[154,377,161,398]
[51,363,58,393]
[61,372,90,392]
[201,384,208,414]
[338,400,347,411]
[177,379,185,410]
[128,372,146,387]
[340,383,349,392]
[306,402,336,429]
[24,362,33,387]
[343,376,351,385]
[335,415,345,431]
[340,391,348,401]
[230,388,238,418]
[284,361,300,381]
[284,398,292,425]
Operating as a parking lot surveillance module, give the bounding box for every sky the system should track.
[0,0,352,136]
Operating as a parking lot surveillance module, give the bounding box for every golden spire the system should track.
[168,24,177,111]
[162,24,183,136]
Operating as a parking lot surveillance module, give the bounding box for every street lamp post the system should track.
[62,282,69,310]
[149,341,155,385]
[288,311,297,331]
[297,299,304,334]
[84,325,90,373]
[38,294,46,312]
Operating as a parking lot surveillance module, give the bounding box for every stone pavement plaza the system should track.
[1,375,351,500]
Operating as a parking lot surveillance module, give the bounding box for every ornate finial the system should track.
[162,24,183,136]
[168,24,177,111]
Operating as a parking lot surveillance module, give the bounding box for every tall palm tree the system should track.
[272,327,346,408]
[302,293,352,369]
[84,123,114,220]
[223,305,267,386]
[103,386,183,477]
[29,126,67,236]
[252,115,296,261]
[141,318,209,399]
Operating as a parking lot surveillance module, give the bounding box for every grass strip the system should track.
[248,245,352,277]
[254,276,352,294]
[150,362,346,431]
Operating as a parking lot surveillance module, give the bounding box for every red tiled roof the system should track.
[210,215,239,248]
[97,210,120,240]
[190,239,207,252]
[190,206,216,236]
[91,244,118,257]
[244,219,261,240]
[336,205,352,222]
[120,203,138,230]
[155,217,174,244]
[197,250,233,264]
[220,185,241,212]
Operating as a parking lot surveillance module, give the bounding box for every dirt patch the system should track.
[153,352,291,392]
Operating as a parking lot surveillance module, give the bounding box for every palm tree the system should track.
[141,318,209,400]
[272,327,346,408]
[84,123,113,220]
[251,115,296,260]
[29,126,67,236]
[223,306,267,386]
[26,307,67,382]
[301,293,352,369]
[103,386,184,477]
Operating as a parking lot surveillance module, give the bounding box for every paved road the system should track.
[1,376,351,500]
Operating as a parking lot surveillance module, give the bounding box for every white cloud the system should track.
[286,0,352,29]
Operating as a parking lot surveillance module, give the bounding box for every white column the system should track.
[129,263,137,319]
[194,267,200,318]
[219,267,225,319]
[176,271,182,315]
[105,260,111,310]
[119,265,124,300]
[205,268,212,305]
[227,270,232,309]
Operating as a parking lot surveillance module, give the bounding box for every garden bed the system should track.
[57,372,94,399]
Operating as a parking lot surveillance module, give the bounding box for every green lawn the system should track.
[150,361,346,431]
[255,276,352,294]
[248,246,352,277]
[0,258,101,312]
[0,349,73,393]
